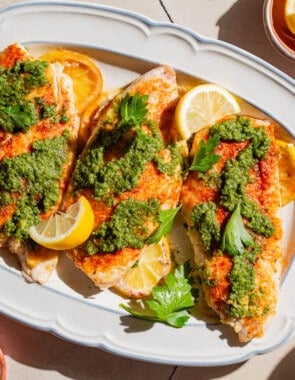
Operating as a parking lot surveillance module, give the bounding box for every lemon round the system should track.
[40,49,103,114]
[285,0,295,35]
[175,83,241,140]
[29,196,95,250]
[113,238,172,298]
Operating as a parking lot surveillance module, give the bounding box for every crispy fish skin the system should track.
[181,116,282,342]
[64,65,182,289]
[0,44,79,283]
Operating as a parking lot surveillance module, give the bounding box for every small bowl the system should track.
[263,0,295,60]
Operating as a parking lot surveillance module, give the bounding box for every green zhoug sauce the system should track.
[73,124,163,204]
[228,255,257,318]
[190,116,275,318]
[0,131,70,239]
[0,60,68,133]
[87,198,160,254]
[210,117,274,237]
[190,201,220,252]
[72,93,182,254]
[73,94,181,202]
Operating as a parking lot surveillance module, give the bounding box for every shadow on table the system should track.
[268,347,295,380]
[216,0,295,78]
[0,313,245,380]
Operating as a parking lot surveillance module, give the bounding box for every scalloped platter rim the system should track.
[0,0,294,367]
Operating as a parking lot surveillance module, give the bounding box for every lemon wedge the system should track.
[285,0,295,35]
[29,196,95,250]
[276,139,295,206]
[113,238,172,298]
[175,84,241,140]
[40,49,103,114]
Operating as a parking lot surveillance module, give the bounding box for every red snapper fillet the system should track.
[0,43,79,283]
[181,115,282,342]
[62,65,183,289]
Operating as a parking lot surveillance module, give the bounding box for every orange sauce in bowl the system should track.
[272,0,295,53]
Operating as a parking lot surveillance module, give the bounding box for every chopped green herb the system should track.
[190,201,220,252]
[227,255,256,318]
[86,198,160,254]
[73,94,166,201]
[220,146,275,237]
[210,116,271,159]
[120,265,195,328]
[155,144,183,176]
[0,59,71,132]
[0,60,50,132]
[73,92,183,253]
[0,103,38,130]
[184,117,276,320]
[0,131,69,239]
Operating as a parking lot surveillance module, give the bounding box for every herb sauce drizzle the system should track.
[72,93,182,254]
[189,116,276,318]
[0,132,70,239]
[0,59,68,133]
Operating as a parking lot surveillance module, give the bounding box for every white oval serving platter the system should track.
[0,0,294,366]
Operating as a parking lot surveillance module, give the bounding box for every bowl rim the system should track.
[263,0,295,60]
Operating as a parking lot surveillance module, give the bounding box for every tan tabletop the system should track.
[0,0,294,379]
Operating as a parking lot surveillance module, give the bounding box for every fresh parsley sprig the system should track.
[221,202,254,256]
[120,265,195,328]
[118,92,148,128]
[189,135,221,173]
[0,104,38,132]
[146,205,181,244]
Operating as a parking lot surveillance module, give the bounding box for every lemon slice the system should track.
[40,49,103,114]
[276,139,295,206]
[113,238,172,298]
[175,84,241,140]
[285,0,295,35]
[29,196,95,250]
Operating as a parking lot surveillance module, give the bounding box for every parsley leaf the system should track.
[0,104,38,132]
[221,202,254,256]
[146,205,181,244]
[189,135,221,172]
[120,265,194,328]
[118,92,148,128]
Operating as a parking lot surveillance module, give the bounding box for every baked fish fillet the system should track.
[0,43,79,283]
[63,65,182,289]
[181,115,282,342]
